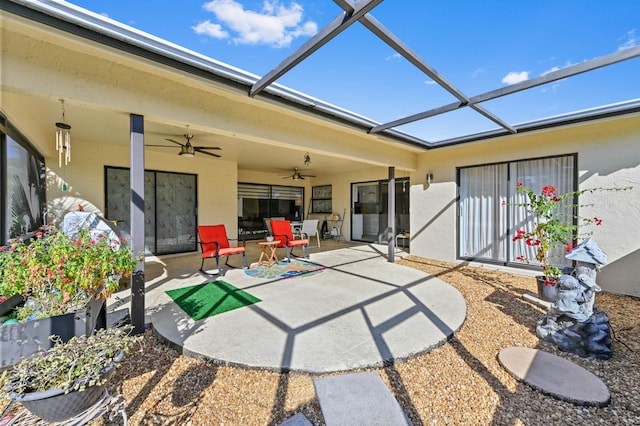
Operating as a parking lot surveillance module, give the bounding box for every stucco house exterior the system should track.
[2,0,639,301]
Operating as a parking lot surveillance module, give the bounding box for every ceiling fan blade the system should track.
[301,175,316,178]
[193,146,221,150]
[165,138,185,147]
[195,148,221,158]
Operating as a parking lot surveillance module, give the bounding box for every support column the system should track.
[388,167,395,262]
[130,114,145,334]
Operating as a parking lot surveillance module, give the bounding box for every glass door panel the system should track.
[105,167,197,255]
[351,179,409,243]
[155,172,197,254]
[352,182,380,242]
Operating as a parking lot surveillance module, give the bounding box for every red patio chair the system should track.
[270,219,309,261]
[197,224,248,275]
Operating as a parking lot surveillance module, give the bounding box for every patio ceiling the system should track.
[2,90,382,176]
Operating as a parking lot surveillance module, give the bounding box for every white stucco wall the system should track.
[410,115,640,296]
[45,141,239,237]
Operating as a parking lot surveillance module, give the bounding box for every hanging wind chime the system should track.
[55,99,72,167]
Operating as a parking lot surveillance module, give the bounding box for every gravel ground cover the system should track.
[3,256,639,425]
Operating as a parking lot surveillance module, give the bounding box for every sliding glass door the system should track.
[105,167,197,254]
[237,183,304,240]
[458,154,576,268]
[351,178,409,243]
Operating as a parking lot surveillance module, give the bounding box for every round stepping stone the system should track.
[498,347,610,407]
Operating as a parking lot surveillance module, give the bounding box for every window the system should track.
[311,185,332,213]
[1,118,46,243]
[458,154,577,270]
[237,183,304,239]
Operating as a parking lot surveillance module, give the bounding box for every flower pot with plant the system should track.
[0,326,141,423]
[512,183,612,302]
[0,224,140,367]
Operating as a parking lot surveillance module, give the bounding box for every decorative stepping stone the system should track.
[498,347,610,406]
[279,412,313,426]
[313,371,412,425]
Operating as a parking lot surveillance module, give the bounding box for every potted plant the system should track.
[0,326,141,423]
[0,224,141,367]
[511,182,612,301]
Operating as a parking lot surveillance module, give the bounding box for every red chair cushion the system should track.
[271,220,295,247]
[198,225,231,252]
[218,247,245,256]
[287,239,308,247]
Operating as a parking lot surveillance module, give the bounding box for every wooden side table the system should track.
[257,240,280,267]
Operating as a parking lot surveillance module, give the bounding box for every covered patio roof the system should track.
[2,0,639,173]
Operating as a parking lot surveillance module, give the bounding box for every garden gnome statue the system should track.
[537,238,612,359]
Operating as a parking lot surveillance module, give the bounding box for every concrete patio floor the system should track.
[107,240,467,374]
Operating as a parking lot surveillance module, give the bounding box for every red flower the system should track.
[35,232,43,237]
[512,229,527,241]
[525,238,540,246]
[542,185,556,197]
[593,217,603,226]
[516,182,523,187]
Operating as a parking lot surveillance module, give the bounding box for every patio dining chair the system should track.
[270,219,309,261]
[300,219,320,248]
[197,224,248,275]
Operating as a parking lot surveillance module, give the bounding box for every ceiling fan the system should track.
[146,130,221,158]
[283,167,315,180]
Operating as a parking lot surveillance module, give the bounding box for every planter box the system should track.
[0,295,24,317]
[0,298,105,369]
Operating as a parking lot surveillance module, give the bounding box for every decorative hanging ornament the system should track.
[55,99,71,167]
[304,152,311,166]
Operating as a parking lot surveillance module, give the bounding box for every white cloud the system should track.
[385,53,402,61]
[195,0,317,48]
[192,20,229,39]
[471,68,484,78]
[618,29,638,51]
[424,80,437,85]
[502,71,529,85]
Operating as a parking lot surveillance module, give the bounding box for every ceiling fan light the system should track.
[179,145,195,157]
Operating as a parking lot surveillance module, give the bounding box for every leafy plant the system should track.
[0,326,141,397]
[0,225,141,320]
[512,183,629,284]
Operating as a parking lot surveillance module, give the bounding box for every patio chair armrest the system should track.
[199,240,222,251]
[228,237,246,247]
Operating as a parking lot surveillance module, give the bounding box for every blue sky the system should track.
[66,0,639,142]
